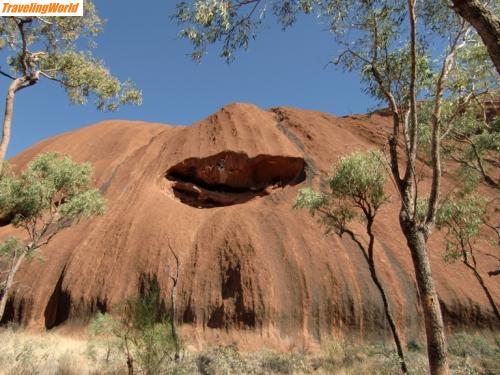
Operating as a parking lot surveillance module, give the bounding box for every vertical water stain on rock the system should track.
[0,102,498,347]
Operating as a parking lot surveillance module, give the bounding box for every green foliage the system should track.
[293,187,325,215]
[1,330,499,375]
[89,312,120,338]
[416,36,499,190]
[90,279,179,375]
[40,51,142,111]
[175,0,498,194]
[294,149,387,234]
[0,236,22,260]
[447,34,499,94]
[175,0,321,61]
[418,93,499,190]
[0,2,141,110]
[414,196,429,225]
[0,153,105,321]
[0,152,105,228]
[195,347,309,375]
[328,149,387,210]
[197,346,247,375]
[406,339,423,353]
[448,333,497,358]
[256,351,308,374]
[125,278,167,331]
[436,193,487,263]
[0,152,105,301]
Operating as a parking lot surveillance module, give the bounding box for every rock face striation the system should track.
[0,103,498,349]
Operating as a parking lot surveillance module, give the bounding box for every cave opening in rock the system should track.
[0,211,13,227]
[44,272,71,329]
[165,152,306,208]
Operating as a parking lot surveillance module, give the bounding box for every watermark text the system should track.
[1,1,82,16]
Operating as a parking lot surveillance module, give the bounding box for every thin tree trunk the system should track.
[465,262,500,321]
[403,224,449,375]
[171,279,180,360]
[0,77,28,175]
[368,259,408,373]
[0,252,26,321]
[126,356,134,375]
[451,0,500,75]
[366,221,408,374]
[124,336,134,375]
[398,4,449,374]
[167,242,180,360]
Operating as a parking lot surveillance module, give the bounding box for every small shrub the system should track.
[407,339,423,352]
[321,339,361,369]
[196,346,247,375]
[448,333,495,358]
[257,350,309,374]
[369,352,404,375]
[452,360,481,375]
[8,339,36,375]
[90,277,180,375]
[4,322,21,332]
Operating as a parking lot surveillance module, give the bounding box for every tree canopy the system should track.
[0,152,105,320]
[174,2,498,374]
[294,149,388,234]
[0,152,105,230]
[0,2,142,170]
[0,3,142,110]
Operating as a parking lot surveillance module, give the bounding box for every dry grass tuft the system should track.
[0,327,498,375]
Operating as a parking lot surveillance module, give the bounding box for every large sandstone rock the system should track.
[1,103,498,349]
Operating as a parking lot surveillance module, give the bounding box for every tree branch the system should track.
[14,17,33,77]
[39,71,83,89]
[0,68,17,80]
[425,24,471,232]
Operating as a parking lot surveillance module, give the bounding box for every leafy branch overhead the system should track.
[0,2,141,110]
[175,0,320,61]
[0,1,142,172]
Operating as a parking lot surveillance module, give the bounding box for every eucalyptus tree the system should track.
[175,1,498,374]
[450,0,500,75]
[435,192,500,321]
[0,152,105,321]
[295,150,408,374]
[0,1,142,173]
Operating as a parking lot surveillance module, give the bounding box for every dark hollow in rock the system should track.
[0,210,13,227]
[44,272,71,329]
[165,152,306,208]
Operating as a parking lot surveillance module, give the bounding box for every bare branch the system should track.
[425,24,471,232]
[14,17,33,76]
[167,239,179,286]
[0,68,17,80]
[35,16,52,25]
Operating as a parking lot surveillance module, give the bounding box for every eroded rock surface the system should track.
[0,103,498,350]
[166,152,305,208]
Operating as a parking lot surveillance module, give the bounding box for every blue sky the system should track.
[2,1,376,158]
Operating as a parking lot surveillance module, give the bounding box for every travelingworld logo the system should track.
[1,0,82,16]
